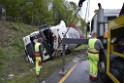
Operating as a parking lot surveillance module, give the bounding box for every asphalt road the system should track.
[64,60,103,83]
[44,51,104,83]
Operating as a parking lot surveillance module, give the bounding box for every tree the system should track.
[2,0,86,30]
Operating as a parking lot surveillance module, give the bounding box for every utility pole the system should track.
[84,0,90,38]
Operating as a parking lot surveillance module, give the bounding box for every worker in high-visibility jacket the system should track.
[35,38,43,77]
[88,33,104,80]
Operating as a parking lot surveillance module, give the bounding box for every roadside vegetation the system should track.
[0,0,87,83]
[0,21,37,83]
[0,0,86,30]
[0,21,86,83]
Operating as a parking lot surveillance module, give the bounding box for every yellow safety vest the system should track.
[35,42,41,56]
[88,38,99,54]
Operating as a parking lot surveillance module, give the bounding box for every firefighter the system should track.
[35,38,43,77]
[88,32,104,80]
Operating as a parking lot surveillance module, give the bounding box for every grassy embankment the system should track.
[0,21,37,83]
[0,21,87,83]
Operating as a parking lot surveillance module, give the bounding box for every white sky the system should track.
[67,0,124,22]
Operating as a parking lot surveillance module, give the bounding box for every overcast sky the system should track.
[66,0,124,22]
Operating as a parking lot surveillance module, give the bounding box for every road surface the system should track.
[43,51,104,83]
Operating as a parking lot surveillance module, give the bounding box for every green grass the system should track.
[0,21,86,83]
[74,44,88,51]
[0,21,75,83]
[7,53,75,83]
[0,21,37,83]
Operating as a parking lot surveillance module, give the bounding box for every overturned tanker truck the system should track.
[23,20,83,63]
